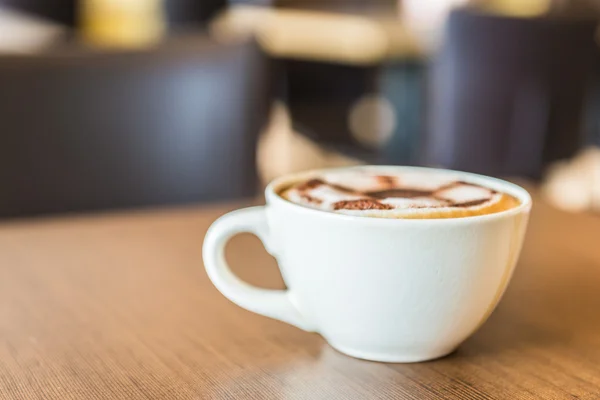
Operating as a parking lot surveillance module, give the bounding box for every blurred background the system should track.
[1,0,600,219]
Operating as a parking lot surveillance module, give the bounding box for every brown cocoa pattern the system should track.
[296,179,325,191]
[375,175,397,187]
[300,194,322,205]
[296,178,495,210]
[333,199,394,210]
[367,189,432,199]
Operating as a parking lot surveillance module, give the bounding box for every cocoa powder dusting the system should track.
[367,188,432,199]
[333,199,393,210]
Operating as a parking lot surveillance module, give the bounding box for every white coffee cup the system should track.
[203,166,531,362]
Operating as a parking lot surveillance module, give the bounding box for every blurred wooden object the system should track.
[0,37,269,219]
[211,4,421,65]
[0,189,599,398]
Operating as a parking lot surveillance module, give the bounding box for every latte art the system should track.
[279,169,520,219]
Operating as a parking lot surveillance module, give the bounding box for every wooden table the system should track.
[1,195,599,399]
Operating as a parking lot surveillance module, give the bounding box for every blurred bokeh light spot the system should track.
[349,94,396,149]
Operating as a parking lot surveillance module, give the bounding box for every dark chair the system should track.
[424,8,598,179]
[0,38,269,218]
[165,0,226,29]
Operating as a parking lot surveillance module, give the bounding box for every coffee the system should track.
[279,168,520,219]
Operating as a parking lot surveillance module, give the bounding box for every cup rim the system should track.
[265,166,532,225]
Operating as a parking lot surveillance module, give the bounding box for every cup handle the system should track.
[202,206,315,332]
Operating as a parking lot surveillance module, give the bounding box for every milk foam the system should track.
[280,169,513,218]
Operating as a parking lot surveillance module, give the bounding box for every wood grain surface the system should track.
[0,194,599,399]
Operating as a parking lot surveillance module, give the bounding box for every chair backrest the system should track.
[165,0,227,28]
[0,38,268,218]
[425,9,598,179]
